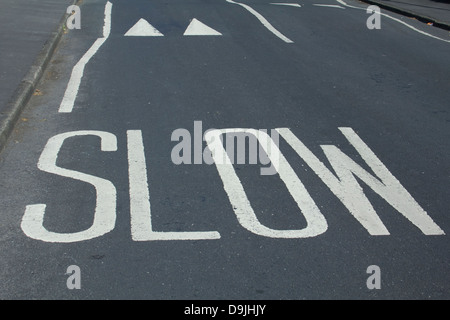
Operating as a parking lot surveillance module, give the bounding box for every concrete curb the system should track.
[359,0,450,30]
[0,1,77,154]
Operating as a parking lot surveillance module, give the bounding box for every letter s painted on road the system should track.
[21,131,117,243]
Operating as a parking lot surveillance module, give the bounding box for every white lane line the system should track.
[336,0,450,43]
[313,4,345,9]
[271,3,302,8]
[226,0,294,43]
[59,1,113,113]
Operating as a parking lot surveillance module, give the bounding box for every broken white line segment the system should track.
[270,3,302,8]
[313,4,345,9]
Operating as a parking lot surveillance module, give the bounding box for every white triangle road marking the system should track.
[125,18,164,36]
[183,18,222,36]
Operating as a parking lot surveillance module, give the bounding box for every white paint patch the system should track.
[125,18,164,36]
[184,18,222,36]
[336,0,450,43]
[313,4,345,9]
[59,1,113,113]
[205,129,328,238]
[127,130,221,241]
[226,0,294,43]
[270,3,302,8]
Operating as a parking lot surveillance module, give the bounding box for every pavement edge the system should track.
[0,0,78,154]
[359,0,450,30]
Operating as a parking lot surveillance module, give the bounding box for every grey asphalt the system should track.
[0,0,449,301]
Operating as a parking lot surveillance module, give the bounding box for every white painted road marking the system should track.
[270,3,302,8]
[313,4,345,9]
[21,131,117,243]
[278,127,445,236]
[102,1,112,38]
[226,0,294,43]
[59,1,112,113]
[127,130,221,241]
[125,18,164,36]
[336,0,450,43]
[22,128,444,242]
[184,18,223,36]
[205,129,328,238]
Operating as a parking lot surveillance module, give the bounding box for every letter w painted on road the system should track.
[206,128,444,237]
[277,127,444,236]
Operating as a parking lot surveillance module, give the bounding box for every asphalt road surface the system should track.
[0,0,449,300]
